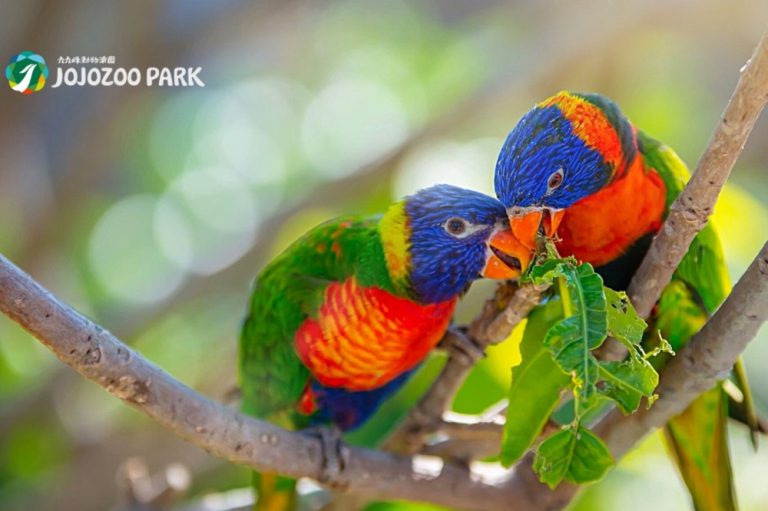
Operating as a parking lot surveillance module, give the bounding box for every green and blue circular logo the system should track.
[6,51,48,95]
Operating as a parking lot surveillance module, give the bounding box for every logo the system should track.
[6,51,48,95]
[6,51,204,94]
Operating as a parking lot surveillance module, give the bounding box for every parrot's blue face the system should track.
[398,184,532,303]
[494,105,613,210]
[492,91,637,249]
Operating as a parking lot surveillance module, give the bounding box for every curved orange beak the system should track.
[482,228,534,280]
[508,208,565,250]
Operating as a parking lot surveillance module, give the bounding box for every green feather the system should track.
[639,130,757,511]
[239,215,395,511]
[239,215,389,419]
[638,131,731,311]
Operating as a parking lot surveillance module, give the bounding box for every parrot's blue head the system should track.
[380,184,532,303]
[493,91,637,248]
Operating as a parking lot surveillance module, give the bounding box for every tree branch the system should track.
[597,29,768,362]
[420,415,512,462]
[628,31,768,319]
[0,253,540,511]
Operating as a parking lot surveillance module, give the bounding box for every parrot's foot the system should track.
[439,328,485,366]
[306,426,349,490]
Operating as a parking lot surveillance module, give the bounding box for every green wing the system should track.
[639,131,755,511]
[638,131,731,311]
[239,216,382,422]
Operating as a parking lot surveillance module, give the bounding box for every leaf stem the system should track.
[557,276,574,317]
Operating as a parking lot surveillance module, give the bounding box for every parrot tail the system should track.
[253,471,297,511]
[664,387,737,511]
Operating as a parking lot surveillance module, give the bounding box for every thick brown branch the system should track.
[383,282,547,455]
[0,253,542,511]
[627,32,768,319]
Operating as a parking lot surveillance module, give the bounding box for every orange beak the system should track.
[482,228,534,280]
[507,208,565,250]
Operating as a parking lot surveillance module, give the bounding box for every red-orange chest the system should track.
[556,157,667,267]
[294,278,456,391]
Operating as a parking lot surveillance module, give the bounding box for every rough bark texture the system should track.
[628,32,768,319]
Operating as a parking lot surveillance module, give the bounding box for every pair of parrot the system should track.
[239,91,756,511]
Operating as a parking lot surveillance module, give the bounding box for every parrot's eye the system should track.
[444,217,468,237]
[546,168,564,194]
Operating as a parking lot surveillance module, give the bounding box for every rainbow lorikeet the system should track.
[493,91,758,511]
[239,184,532,511]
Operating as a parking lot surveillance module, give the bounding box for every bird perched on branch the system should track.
[494,91,758,511]
[239,184,532,511]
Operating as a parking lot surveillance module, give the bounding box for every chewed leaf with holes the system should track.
[598,359,658,413]
[605,287,647,359]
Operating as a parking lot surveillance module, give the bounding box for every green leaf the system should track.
[527,257,570,285]
[543,262,607,401]
[605,288,647,361]
[533,426,614,488]
[500,300,569,467]
[533,429,575,488]
[567,427,614,484]
[598,359,659,414]
[501,353,569,466]
[545,316,600,399]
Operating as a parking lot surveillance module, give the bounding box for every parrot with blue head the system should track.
[494,91,758,511]
[240,184,533,511]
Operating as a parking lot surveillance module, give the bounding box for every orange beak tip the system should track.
[508,211,543,251]
[544,209,566,238]
[482,228,534,280]
[482,257,520,280]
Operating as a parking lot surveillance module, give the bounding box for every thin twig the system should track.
[421,418,505,462]
[439,416,504,439]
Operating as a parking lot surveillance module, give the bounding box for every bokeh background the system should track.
[1,1,767,510]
